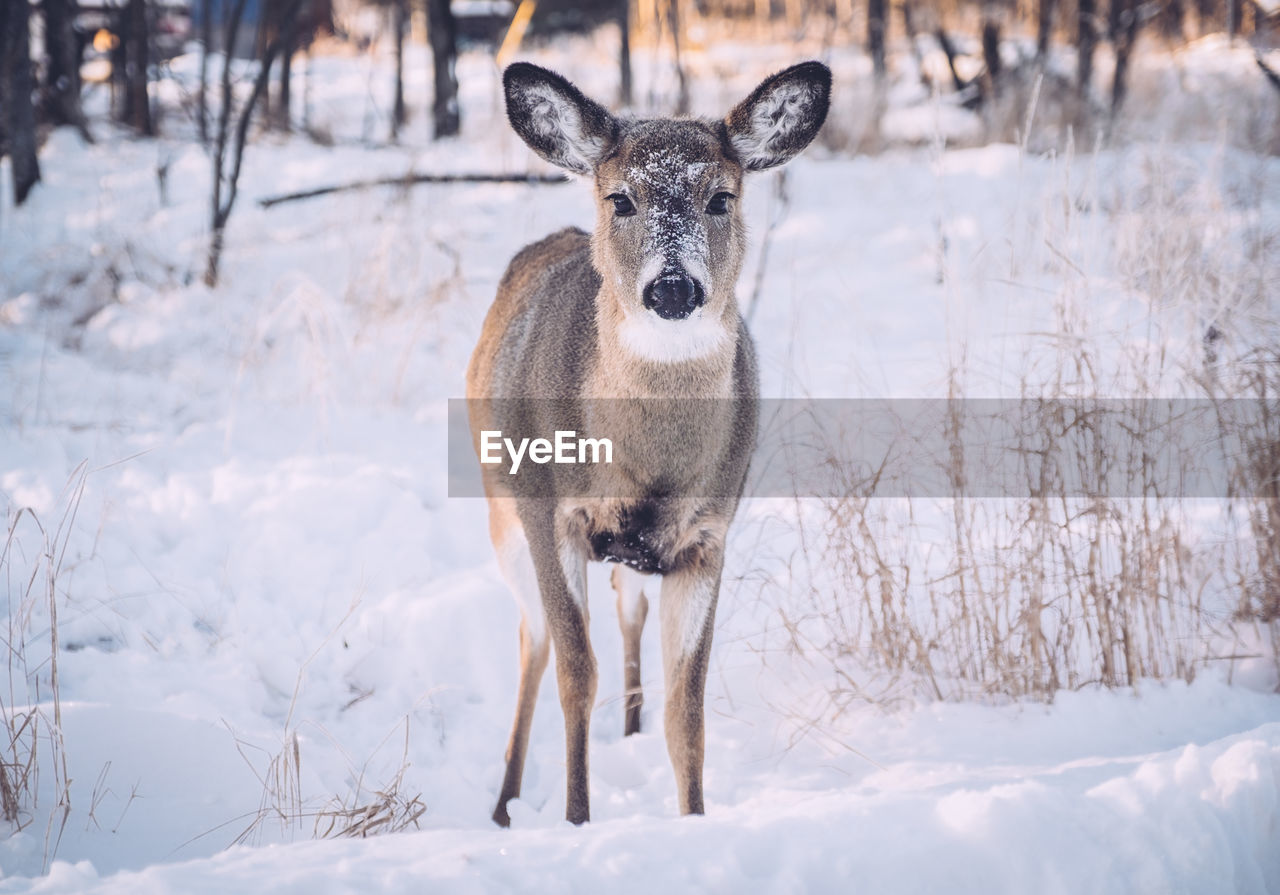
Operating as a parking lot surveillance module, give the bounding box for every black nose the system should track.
[643,275,705,320]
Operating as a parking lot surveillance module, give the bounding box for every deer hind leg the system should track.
[491,505,550,828]
[611,565,650,736]
[659,556,723,815]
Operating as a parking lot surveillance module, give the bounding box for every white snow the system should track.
[1,33,1279,895]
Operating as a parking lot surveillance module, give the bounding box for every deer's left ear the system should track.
[725,62,831,171]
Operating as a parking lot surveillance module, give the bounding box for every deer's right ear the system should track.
[503,63,619,175]
[725,61,831,171]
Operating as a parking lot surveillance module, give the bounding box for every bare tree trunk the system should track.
[42,0,92,139]
[619,0,632,106]
[254,4,271,122]
[901,0,926,79]
[391,0,407,138]
[1110,0,1138,115]
[278,31,295,130]
[900,0,917,45]
[668,0,689,113]
[1193,0,1213,36]
[207,0,303,285]
[1,0,42,204]
[1036,0,1055,59]
[122,0,154,134]
[303,48,312,130]
[209,0,251,285]
[426,0,459,137]
[1077,0,1097,99]
[1158,0,1185,41]
[269,0,307,131]
[784,0,800,31]
[981,12,1002,97]
[198,0,212,143]
[868,0,886,80]
[110,8,126,116]
[1228,0,1242,38]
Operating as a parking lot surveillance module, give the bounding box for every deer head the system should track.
[503,62,831,362]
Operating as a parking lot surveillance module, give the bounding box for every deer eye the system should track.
[607,193,636,217]
[706,192,734,215]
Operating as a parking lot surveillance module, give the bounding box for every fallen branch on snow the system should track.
[257,172,570,208]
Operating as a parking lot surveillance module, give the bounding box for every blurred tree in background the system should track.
[2,0,42,204]
[40,0,92,138]
[426,0,460,136]
[0,0,1274,221]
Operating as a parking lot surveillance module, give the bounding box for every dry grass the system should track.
[224,599,426,846]
[745,139,1279,721]
[1,464,86,867]
[1211,347,1280,627]
[313,718,426,840]
[787,433,1220,704]
[227,715,427,845]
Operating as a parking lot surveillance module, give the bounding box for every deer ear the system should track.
[725,62,831,172]
[503,63,619,175]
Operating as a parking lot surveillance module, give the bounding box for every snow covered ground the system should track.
[2,33,1280,893]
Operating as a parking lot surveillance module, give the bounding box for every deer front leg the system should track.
[527,518,597,825]
[659,554,723,815]
[612,565,649,736]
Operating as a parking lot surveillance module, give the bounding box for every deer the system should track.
[466,60,831,826]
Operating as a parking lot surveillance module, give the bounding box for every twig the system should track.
[1257,52,1280,94]
[934,26,969,93]
[746,169,790,324]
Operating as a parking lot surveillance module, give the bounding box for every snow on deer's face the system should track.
[592,120,746,330]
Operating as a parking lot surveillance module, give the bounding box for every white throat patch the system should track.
[617,309,732,364]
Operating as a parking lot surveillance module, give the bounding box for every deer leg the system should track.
[659,557,722,815]
[525,517,597,825]
[552,540,596,824]
[491,514,550,828]
[612,565,649,736]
